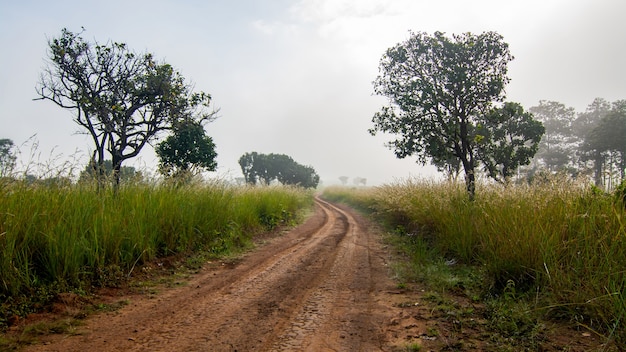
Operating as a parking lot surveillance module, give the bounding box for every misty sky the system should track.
[1,0,625,185]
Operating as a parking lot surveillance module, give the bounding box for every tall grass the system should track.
[323,180,626,346]
[0,179,312,322]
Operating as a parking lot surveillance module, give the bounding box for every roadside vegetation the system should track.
[323,179,626,350]
[0,178,313,330]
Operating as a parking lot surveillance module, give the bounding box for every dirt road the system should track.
[24,197,408,352]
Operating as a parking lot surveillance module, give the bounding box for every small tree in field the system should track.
[36,28,216,189]
[370,31,514,199]
[476,102,545,184]
[156,120,217,181]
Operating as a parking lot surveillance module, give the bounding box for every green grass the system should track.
[323,179,626,348]
[404,342,422,351]
[0,179,312,328]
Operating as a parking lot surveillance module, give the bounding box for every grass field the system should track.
[323,179,626,348]
[0,179,313,328]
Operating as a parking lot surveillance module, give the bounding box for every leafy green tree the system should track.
[260,153,287,185]
[238,152,278,185]
[238,152,319,188]
[575,98,611,185]
[0,138,16,177]
[476,102,544,184]
[573,98,610,139]
[276,161,320,188]
[156,121,217,180]
[238,152,260,185]
[529,100,576,172]
[582,105,626,186]
[36,28,216,188]
[370,31,514,199]
[239,153,287,185]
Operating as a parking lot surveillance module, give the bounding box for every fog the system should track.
[1,0,624,185]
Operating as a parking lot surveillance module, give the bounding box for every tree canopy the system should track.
[523,98,625,188]
[581,104,626,184]
[238,152,319,188]
[529,100,577,172]
[36,28,216,188]
[476,102,544,184]
[0,139,16,177]
[156,120,217,180]
[370,31,532,198]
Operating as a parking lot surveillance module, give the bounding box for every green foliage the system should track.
[581,106,626,184]
[0,139,16,177]
[238,152,320,188]
[36,28,217,188]
[404,342,422,351]
[528,98,625,188]
[484,280,541,345]
[476,102,544,184]
[584,111,626,155]
[0,180,312,329]
[156,120,217,180]
[370,31,514,199]
[529,100,579,173]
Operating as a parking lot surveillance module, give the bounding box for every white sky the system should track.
[1,0,625,185]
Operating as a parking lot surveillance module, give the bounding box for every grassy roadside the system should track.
[0,179,313,333]
[323,180,625,350]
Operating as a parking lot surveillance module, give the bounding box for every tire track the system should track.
[271,198,384,351]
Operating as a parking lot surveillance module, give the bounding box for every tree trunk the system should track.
[460,153,476,201]
[92,149,106,192]
[593,153,603,188]
[112,154,122,192]
[459,118,476,201]
[618,152,626,181]
[465,167,476,201]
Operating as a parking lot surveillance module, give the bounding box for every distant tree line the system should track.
[239,152,319,188]
[526,98,625,189]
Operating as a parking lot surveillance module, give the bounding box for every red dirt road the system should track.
[24,197,411,352]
